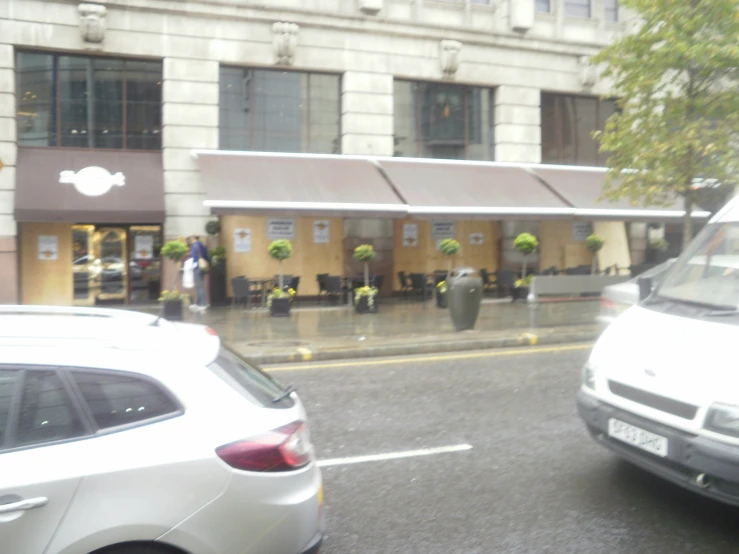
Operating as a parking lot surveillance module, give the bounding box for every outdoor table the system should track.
[246,277,275,308]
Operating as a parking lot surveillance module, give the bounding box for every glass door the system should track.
[72,225,95,306]
[95,227,128,302]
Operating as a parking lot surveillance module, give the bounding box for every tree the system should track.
[585,234,605,275]
[593,0,739,249]
[160,240,188,291]
[268,240,293,290]
[353,244,377,287]
[439,238,461,281]
[514,233,539,279]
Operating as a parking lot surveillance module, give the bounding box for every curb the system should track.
[226,328,599,366]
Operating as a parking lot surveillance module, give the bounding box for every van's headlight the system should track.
[581,363,596,390]
[704,403,739,438]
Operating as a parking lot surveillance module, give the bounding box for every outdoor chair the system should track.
[397,271,413,297]
[541,266,559,276]
[479,268,496,294]
[231,276,260,309]
[494,269,515,298]
[324,275,343,305]
[409,273,434,301]
[372,274,384,292]
[316,273,329,304]
[274,274,293,290]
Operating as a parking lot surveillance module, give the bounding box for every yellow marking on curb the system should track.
[297,347,313,361]
[520,332,539,346]
[267,342,593,372]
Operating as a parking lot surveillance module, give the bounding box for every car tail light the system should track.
[216,421,313,472]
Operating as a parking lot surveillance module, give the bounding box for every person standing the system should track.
[188,235,209,312]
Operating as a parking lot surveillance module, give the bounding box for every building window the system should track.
[394,81,494,161]
[536,0,551,12]
[565,0,591,18]
[541,93,617,166]
[219,67,341,154]
[604,0,618,22]
[16,52,162,150]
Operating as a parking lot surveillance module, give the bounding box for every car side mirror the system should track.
[638,276,653,302]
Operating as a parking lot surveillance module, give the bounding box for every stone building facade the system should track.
[2,0,696,305]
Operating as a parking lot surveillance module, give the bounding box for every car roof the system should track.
[0,306,221,373]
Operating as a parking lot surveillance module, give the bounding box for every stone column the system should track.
[161,57,219,289]
[0,44,18,303]
[341,71,394,156]
[494,85,541,163]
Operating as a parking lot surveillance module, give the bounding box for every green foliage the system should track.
[585,234,605,253]
[593,0,739,246]
[160,241,188,263]
[268,239,293,261]
[649,238,670,252]
[515,275,533,288]
[205,220,221,236]
[353,286,378,309]
[439,238,461,257]
[210,246,227,265]
[353,244,377,263]
[513,233,539,255]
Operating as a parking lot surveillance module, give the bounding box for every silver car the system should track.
[0,306,324,554]
[597,259,676,326]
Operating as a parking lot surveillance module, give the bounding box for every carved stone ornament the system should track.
[272,22,299,66]
[439,40,463,79]
[359,0,383,15]
[579,56,598,89]
[78,3,107,44]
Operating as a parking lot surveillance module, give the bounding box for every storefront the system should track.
[15,148,165,306]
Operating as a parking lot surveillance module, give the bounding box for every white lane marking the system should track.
[317,443,473,468]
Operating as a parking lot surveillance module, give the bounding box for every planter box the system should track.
[270,297,292,317]
[161,299,183,321]
[355,295,378,314]
[513,286,529,302]
[436,291,448,309]
[208,262,228,306]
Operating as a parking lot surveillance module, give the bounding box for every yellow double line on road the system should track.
[268,342,593,372]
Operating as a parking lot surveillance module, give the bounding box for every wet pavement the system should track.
[169,297,601,362]
[270,347,739,554]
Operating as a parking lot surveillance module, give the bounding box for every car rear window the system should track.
[72,371,180,430]
[208,348,295,409]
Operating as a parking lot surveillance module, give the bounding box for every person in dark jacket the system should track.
[188,235,209,312]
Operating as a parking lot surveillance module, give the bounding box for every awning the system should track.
[15,148,165,223]
[530,165,711,221]
[375,159,573,219]
[194,151,408,218]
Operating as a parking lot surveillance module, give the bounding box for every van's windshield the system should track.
[655,222,739,311]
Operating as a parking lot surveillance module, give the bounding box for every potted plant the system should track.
[438,238,461,309]
[267,286,296,317]
[513,274,533,302]
[159,240,189,320]
[208,245,228,307]
[268,239,293,317]
[436,280,448,308]
[352,244,378,314]
[586,234,605,274]
[205,219,221,238]
[514,232,539,280]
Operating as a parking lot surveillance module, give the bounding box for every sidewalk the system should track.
[164,298,601,365]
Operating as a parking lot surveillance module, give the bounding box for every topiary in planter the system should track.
[513,233,539,279]
[269,239,293,290]
[585,234,605,275]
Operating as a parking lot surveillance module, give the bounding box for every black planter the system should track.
[355,295,378,314]
[147,280,161,301]
[161,299,183,321]
[436,290,448,309]
[270,297,292,317]
[208,262,228,306]
[513,286,530,302]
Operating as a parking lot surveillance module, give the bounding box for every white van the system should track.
[578,194,739,506]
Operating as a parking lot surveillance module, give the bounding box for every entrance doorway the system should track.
[72,224,162,306]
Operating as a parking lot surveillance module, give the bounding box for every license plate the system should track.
[608,418,668,457]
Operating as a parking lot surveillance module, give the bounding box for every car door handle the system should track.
[0,497,48,514]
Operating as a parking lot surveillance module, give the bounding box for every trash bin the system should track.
[447,267,483,332]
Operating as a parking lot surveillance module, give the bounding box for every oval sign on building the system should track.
[59,166,126,197]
